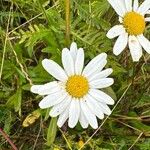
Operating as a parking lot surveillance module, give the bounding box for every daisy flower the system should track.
[31,42,114,129]
[106,0,150,62]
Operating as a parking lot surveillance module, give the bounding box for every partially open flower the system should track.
[31,42,114,129]
[107,0,150,61]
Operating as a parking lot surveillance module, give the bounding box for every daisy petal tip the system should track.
[106,32,110,38]
[49,111,56,118]
[99,114,104,120]
[133,58,140,62]
[82,124,88,129]
[68,122,76,129]
[42,58,49,67]
[30,85,42,94]
[92,124,98,129]
[101,52,107,59]
[109,99,115,105]
[107,110,112,116]
[113,50,120,56]
[62,48,69,52]
[70,42,77,49]
[38,103,43,109]
[82,127,87,129]
[39,101,46,109]
[111,78,114,84]
[103,52,107,56]
[110,68,113,73]
[108,68,113,74]
[108,78,115,86]
[106,32,113,39]
[71,41,77,45]
[78,48,84,52]
[137,35,150,54]
[30,86,36,93]
[57,122,62,128]
[42,58,49,63]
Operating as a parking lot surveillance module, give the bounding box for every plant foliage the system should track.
[0,0,150,149]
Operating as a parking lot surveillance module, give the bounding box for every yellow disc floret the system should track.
[123,12,145,35]
[66,75,89,98]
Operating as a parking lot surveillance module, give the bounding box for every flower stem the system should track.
[0,128,18,150]
[65,0,70,46]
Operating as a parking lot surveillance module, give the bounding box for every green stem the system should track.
[65,0,70,46]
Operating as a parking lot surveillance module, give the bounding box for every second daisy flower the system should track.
[107,0,150,61]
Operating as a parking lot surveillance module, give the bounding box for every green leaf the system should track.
[44,108,51,121]
[46,117,57,146]
[6,88,22,116]
[128,112,150,134]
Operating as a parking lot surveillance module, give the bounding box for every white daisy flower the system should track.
[31,42,114,129]
[107,0,150,62]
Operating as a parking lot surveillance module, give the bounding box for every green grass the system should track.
[0,0,150,149]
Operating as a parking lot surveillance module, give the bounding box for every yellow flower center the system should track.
[66,75,89,98]
[123,12,145,35]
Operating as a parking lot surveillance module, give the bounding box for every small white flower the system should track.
[107,0,150,62]
[31,42,114,129]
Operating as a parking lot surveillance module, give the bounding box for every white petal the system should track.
[31,85,43,94]
[89,59,107,76]
[133,0,139,11]
[88,68,113,82]
[113,33,128,56]
[107,0,125,16]
[68,99,80,128]
[57,108,69,127]
[42,59,67,81]
[90,78,114,89]
[145,17,150,22]
[118,0,127,13]
[70,42,78,63]
[49,95,71,117]
[79,109,89,129]
[82,53,107,78]
[89,89,115,105]
[128,35,142,62]
[107,25,125,39]
[86,94,104,119]
[125,0,132,12]
[137,34,150,54]
[38,81,60,95]
[31,82,60,95]
[138,0,150,15]
[39,91,67,109]
[62,48,74,76]
[80,99,98,129]
[75,48,84,75]
[98,102,112,115]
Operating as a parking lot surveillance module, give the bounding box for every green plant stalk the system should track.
[46,117,57,146]
[65,0,70,46]
[0,3,13,83]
